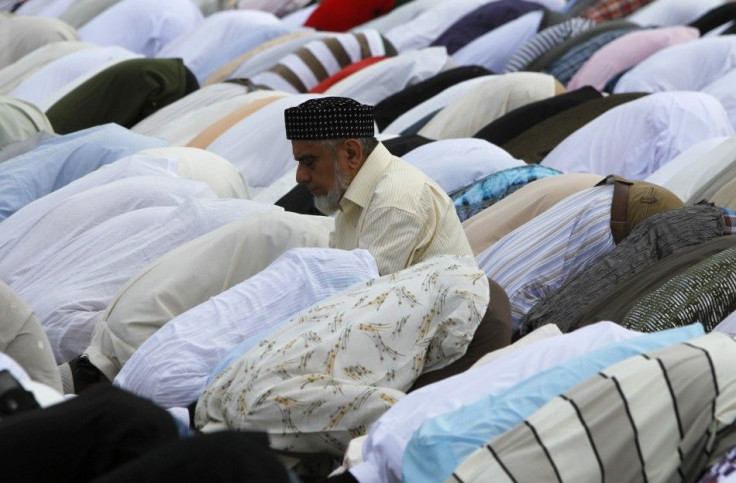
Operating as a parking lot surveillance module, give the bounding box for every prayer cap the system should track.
[284,97,374,140]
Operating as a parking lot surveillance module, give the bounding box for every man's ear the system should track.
[344,138,363,168]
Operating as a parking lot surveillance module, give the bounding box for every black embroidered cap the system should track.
[284,97,375,140]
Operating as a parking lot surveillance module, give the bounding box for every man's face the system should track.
[292,139,350,214]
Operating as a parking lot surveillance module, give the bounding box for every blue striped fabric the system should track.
[477,185,615,328]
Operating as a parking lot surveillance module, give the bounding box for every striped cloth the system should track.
[720,207,736,235]
[451,332,736,483]
[503,17,595,73]
[622,246,736,332]
[250,30,396,93]
[477,185,615,328]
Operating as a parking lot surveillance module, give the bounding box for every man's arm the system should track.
[357,206,430,276]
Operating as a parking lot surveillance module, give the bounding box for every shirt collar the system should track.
[340,143,392,210]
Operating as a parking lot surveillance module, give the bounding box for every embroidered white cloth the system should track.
[195,255,489,455]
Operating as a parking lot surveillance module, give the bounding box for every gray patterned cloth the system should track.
[622,245,736,332]
[520,204,726,335]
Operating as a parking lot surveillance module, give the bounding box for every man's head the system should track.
[285,97,377,214]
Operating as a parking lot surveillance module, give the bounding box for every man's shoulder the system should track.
[371,156,449,209]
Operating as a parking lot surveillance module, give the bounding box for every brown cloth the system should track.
[46,58,198,134]
[712,176,736,210]
[502,92,647,163]
[409,279,512,392]
[598,174,684,244]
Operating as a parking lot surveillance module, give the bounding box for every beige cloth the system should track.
[333,143,473,275]
[711,176,736,210]
[59,0,121,28]
[144,92,279,146]
[0,96,54,149]
[418,73,563,140]
[131,82,250,137]
[137,146,250,199]
[0,281,62,392]
[463,173,604,255]
[85,211,333,381]
[0,41,93,95]
[0,17,79,70]
[187,94,285,149]
[204,30,316,86]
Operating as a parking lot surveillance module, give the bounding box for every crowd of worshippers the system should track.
[4,0,736,481]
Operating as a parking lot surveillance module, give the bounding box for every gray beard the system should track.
[313,169,350,215]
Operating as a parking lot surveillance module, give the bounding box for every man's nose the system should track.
[295,164,310,184]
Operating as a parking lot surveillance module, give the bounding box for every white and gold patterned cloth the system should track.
[195,255,488,455]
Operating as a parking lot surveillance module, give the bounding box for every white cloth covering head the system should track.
[237,0,312,16]
[656,135,736,203]
[11,197,278,363]
[88,210,332,383]
[114,247,378,408]
[614,36,736,94]
[137,146,250,199]
[10,46,137,108]
[0,16,79,70]
[206,93,321,190]
[702,67,736,131]
[324,47,453,106]
[541,92,735,180]
[77,0,204,57]
[418,72,559,140]
[349,322,641,483]
[627,0,722,27]
[645,136,729,187]
[453,10,544,73]
[154,10,288,83]
[402,138,524,195]
[0,154,183,263]
[0,41,93,95]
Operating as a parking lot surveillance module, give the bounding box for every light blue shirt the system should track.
[402,323,705,483]
[0,124,166,221]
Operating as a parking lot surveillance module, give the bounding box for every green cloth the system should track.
[46,58,193,134]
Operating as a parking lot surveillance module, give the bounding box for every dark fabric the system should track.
[284,96,374,140]
[524,19,636,72]
[520,204,727,335]
[688,2,736,35]
[93,432,291,483]
[275,183,325,216]
[502,92,647,164]
[374,66,491,131]
[430,0,546,54]
[46,58,195,134]
[304,0,395,32]
[408,279,512,392]
[326,470,360,482]
[0,385,178,483]
[473,86,601,146]
[579,235,736,330]
[400,109,440,136]
[565,0,604,16]
[382,134,434,157]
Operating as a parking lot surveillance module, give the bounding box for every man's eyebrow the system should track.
[295,154,316,163]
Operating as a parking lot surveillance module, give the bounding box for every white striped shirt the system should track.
[477,185,615,328]
[332,143,473,276]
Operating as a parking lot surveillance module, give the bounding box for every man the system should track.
[285,96,473,275]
